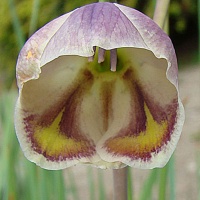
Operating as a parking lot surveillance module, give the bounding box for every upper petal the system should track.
[16,2,178,89]
[41,2,149,64]
[16,12,73,88]
[114,3,178,87]
[40,2,179,89]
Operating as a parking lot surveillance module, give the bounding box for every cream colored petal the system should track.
[96,48,184,169]
[15,56,102,169]
[15,2,184,170]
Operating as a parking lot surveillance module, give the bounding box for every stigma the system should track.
[88,47,117,72]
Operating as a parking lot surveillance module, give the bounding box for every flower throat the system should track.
[88,47,119,72]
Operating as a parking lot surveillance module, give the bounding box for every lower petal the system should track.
[96,50,181,168]
[15,56,101,169]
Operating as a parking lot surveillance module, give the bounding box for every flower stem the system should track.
[153,0,170,29]
[113,167,128,200]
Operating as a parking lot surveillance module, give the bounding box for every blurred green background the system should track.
[0,0,199,200]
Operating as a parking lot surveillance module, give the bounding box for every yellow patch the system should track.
[33,110,90,159]
[106,104,168,156]
[26,51,33,59]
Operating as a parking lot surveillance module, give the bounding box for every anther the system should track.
[88,47,117,72]
[88,47,96,62]
[98,48,106,63]
[110,49,117,72]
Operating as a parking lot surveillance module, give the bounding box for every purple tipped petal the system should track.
[41,2,149,64]
[16,13,73,88]
[15,2,184,170]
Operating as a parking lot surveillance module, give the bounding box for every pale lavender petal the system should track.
[41,2,148,65]
[16,12,73,87]
[15,2,184,170]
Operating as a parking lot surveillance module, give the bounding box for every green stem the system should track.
[87,167,95,200]
[8,0,25,49]
[68,169,79,200]
[29,0,40,36]
[139,169,158,200]
[153,0,170,29]
[158,165,168,200]
[113,167,128,200]
[197,153,200,200]
[98,169,106,200]
[168,156,175,200]
[198,0,200,63]
[127,167,133,200]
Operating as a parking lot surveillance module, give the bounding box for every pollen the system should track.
[26,51,33,59]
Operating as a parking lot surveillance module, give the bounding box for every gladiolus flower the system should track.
[14,2,184,170]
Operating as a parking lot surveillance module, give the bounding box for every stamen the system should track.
[98,48,106,63]
[88,47,117,72]
[88,47,96,62]
[88,56,94,62]
[110,49,117,72]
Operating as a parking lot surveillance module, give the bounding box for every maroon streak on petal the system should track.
[100,81,114,133]
[23,69,96,162]
[14,2,184,170]
[122,69,147,135]
[104,100,178,161]
[103,68,178,161]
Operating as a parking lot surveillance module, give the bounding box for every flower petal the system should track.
[16,12,73,88]
[96,48,184,169]
[15,56,102,169]
[41,2,148,65]
[114,3,179,87]
[15,2,184,169]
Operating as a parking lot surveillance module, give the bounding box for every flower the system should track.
[14,2,184,170]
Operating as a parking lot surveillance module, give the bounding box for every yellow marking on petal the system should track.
[33,110,90,159]
[106,104,168,157]
[26,51,33,59]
